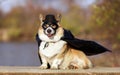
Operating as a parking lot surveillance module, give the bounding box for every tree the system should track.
[90,0,120,50]
[61,0,87,35]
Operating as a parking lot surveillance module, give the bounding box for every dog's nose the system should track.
[47,29,52,33]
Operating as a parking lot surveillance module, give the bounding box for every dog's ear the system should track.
[56,14,61,22]
[39,14,44,23]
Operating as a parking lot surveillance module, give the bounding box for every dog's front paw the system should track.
[51,65,59,69]
[39,64,47,69]
[68,65,79,69]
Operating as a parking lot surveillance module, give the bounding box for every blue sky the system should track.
[0,0,26,13]
[75,0,96,8]
[0,0,96,13]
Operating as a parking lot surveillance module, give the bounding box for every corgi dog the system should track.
[38,14,92,69]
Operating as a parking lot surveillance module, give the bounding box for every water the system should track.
[0,42,116,67]
[0,42,41,66]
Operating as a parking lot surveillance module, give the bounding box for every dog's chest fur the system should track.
[39,40,66,58]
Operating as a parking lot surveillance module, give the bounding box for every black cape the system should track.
[36,29,111,56]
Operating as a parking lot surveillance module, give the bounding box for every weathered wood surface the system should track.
[0,66,120,75]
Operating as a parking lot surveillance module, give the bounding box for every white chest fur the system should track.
[39,40,66,58]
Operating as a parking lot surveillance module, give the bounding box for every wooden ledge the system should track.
[0,66,120,75]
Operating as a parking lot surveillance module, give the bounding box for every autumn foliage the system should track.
[0,0,120,67]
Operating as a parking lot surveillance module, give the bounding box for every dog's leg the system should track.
[59,53,72,69]
[69,50,93,69]
[51,58,63,69]
[39,53,48,69]
[51,44,67,69]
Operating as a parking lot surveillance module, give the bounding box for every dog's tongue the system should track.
[47,34,53,37]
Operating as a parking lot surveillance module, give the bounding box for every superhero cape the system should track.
[36,29,111,56]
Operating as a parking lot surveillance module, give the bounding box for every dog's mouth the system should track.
[45,28,55,38]
[46,33,54,37]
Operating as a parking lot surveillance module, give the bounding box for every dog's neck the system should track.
[39,40,66,58]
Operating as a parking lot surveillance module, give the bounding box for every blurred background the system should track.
[0,0,120,67]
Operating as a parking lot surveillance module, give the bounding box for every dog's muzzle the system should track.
[45,27,55,37]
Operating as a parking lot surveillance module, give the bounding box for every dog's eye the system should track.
[46,24,49,27]
[51,25,56,28]
[43,25,47,28]
[43,24,49,28]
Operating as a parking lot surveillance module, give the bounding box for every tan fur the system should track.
[54,45,93,69]
[38,26,92,69]
[38,14,92,69]
[39,41,92,69]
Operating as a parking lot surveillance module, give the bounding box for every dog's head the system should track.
[39,14,61,38]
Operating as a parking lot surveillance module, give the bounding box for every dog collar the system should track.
[44,42,49,49]
[43,41,56,49]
